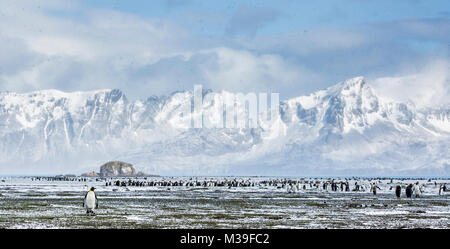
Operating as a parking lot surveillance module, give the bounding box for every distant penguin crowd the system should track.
[98,177,447,198]
[23,176,449,203]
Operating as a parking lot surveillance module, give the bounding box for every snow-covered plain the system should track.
[0,177,448,229]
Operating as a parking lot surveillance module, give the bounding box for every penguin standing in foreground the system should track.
[405,184,413,198]
[395,184,401,198]
[413,182,421,198]
[83,187,98,215]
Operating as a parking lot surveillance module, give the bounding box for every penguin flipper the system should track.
[83,192,88,207]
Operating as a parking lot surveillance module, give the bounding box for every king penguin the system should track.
[405,184,413,198]
[395,184,401,198]
[83,187,98,215]
[413,182,421,198]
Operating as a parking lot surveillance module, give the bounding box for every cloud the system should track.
[226,4,279,37]
[0,3,197,96]
[197,47,319,94]
[0,1,311,100]
[438,10,450,17]
[0,1,448,107]
[164,0,193,13]
[370,59,450,108]
[369,17,450,44]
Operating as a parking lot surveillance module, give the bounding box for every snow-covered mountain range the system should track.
[1,77,449,176]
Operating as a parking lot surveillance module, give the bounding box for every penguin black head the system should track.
[90,187,96,191]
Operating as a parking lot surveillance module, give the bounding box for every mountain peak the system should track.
[323,76,376,101]
[343,76,365,87]
[327,76,366,93]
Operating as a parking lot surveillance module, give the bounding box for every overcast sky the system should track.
[0,0,449,106]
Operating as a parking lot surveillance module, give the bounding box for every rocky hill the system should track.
[99,161,136,177]
[81,161,153,177]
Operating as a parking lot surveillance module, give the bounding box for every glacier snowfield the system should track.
[0,177,449,229]
[1,77,449,176]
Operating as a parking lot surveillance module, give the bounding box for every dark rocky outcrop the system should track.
[81,161,155,177]
[99,161,136,177]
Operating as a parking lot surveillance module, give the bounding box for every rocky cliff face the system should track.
[99,161,136,177]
